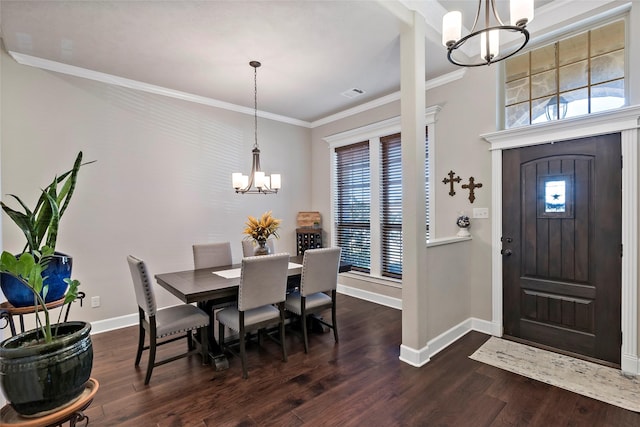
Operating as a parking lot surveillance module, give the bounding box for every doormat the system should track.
[470,336,640,413]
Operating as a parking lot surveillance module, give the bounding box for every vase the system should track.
[254,239,271,256]
[0,321,93,417]
[0,252,72,307]
[457,226,471,237]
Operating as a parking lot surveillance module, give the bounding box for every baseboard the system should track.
[89,284,398,334]
[337,284,402,309]
[471,318,497,336]
[399,343,430,367]
[621,353,640,376]
[398,317,497,367]
[89,313,137,335]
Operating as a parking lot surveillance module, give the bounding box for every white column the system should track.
[621,127,639,375]
[399,10,429,366]
[490,148,503,336]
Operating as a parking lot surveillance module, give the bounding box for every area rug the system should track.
[470,336,640,412]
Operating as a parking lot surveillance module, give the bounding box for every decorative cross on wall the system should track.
[462,176,483,203]
[442,170,461,196]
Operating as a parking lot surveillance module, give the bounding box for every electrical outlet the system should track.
[91,296,100,308]
[473,207,489,219]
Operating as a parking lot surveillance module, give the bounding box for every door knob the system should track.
[501,249,512,256]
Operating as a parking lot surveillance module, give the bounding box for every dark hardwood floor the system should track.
[85,295,639,426]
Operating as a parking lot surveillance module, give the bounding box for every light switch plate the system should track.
[473,207,489,219]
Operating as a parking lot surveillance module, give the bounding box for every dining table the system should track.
[154,254,351,370]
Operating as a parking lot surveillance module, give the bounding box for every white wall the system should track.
[0,49,312,326]
[426,67,496,322]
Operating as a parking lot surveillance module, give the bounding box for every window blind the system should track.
[335,141,371,273]
[425,126,430,242]
[380,133,402,278]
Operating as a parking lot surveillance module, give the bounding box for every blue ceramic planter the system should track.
[0,253,72,307]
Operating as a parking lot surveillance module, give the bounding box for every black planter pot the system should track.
[0,321,93,417]
[0,252,72,307]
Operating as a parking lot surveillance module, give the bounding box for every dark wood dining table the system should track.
[154,254,351,370]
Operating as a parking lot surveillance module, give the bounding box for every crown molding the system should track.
[9,51,311,128]
[10,51,464,130]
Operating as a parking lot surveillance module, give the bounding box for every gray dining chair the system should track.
[127,255,210,385]
[216,253,290,379]
[284,247,341,353]
[192,242,236,343]
[242,239,275,257]
[192,242,232,269]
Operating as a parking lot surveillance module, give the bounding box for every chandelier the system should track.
[442,0,534,67]
[232,61,281,194]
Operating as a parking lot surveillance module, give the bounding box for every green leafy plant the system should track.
[0,151,92,343]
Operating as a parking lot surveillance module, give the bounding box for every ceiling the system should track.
[0,0,603,125]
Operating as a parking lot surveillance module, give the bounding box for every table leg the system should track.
[197,300,231,371]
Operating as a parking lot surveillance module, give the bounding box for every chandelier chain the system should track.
[254,63,258,150]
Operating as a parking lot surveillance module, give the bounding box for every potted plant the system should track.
[0,151,93,417]
[0,151,90,307]
[243,210,281,255]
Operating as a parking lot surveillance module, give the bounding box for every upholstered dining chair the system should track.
[127,255,210,385]
[242,239,275,257]
[284,247,341,353]
[216,253,290,379]
[192,242,232,269]
[192,242,236,342]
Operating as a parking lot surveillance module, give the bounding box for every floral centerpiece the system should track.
[243,211,281,255]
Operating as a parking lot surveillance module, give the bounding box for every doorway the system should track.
[501,134,622,365]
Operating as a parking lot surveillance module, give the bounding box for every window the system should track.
[335,142,371,273]
[328,111,438,282]
[380,133,402,278]
[504,20,625,129]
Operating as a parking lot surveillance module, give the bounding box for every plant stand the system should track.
[0,292,85,336]
[0,378,98,426]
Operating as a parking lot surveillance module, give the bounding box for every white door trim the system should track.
[482,105,640,375]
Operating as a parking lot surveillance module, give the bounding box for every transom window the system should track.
[504,19,625,129]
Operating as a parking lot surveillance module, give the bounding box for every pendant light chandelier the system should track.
[442,0,534,67]
[232,61,281,194]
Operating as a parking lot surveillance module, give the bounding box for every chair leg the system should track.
[187,330,194,351]
[145,321,158,385]
[331,290,339,343]
[258,328,264,347]
[239,313,248,379]
[218,322,225,351]
[301,298,309,354]
[278,303,287,362]
[135,319,145,366]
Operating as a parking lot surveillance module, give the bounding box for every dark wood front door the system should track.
[502,134,622,365]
